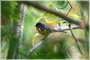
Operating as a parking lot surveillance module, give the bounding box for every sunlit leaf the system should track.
[53,1,67,9]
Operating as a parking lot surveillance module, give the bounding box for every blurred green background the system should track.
[1,1,89,59]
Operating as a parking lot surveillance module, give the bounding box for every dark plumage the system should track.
[35,22,53,35]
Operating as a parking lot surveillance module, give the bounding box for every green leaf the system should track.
[53,1,67,9]
[49,2,54,9]
[56,19,62,24]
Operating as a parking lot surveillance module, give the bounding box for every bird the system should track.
[35,21,66,36]
[35,22,54,36]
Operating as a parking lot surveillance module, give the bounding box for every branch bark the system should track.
[54,25,80,32]
[15,4,27,58]
[21,1,81,26]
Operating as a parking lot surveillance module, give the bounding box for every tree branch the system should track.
[15,4,27,58]
[21,1,81,26]
[18,3,27,52]
[54,25,80,32]
[26,36,47,57]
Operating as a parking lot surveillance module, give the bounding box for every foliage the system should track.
[1,1,89,59]
[1,1,20,58]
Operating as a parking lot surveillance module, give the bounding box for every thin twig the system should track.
[69,24,83,55]
[67,2,83,55]
[66,1,72,16]
[26,36,47,57]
